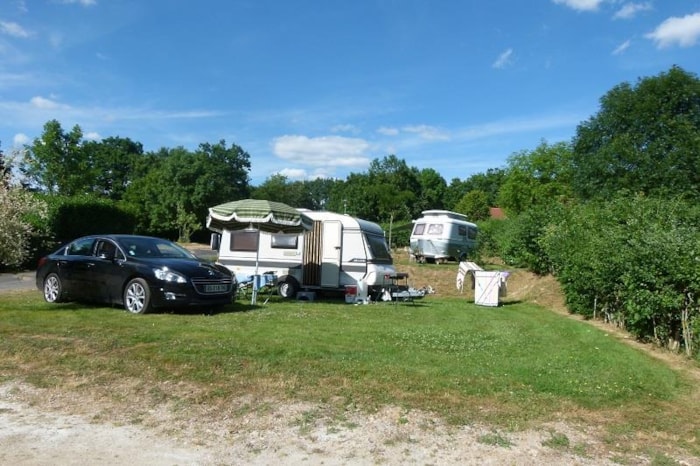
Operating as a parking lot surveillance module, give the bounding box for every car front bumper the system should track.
[149,282,235,309]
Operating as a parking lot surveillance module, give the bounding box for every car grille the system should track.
[191,277,234,295]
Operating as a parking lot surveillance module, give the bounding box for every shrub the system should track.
[542,195,700,356]
[495,204,563,275]
[30,195,137,258]
[0,179,48,270]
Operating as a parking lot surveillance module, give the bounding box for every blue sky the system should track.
[1,0,699,185]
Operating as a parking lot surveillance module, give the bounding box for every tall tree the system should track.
[454,190,490,221]
[23,120,86,195]
[497,140,574,215]
[416,168,446,213]
[444,177,469,211]
[572,66,700,200]
[302,177,342,210]
[82,136,144,200]
[462,168,507,207]
[252,175,341,210]
[367,155,421,222]
[328,172,374,219]
[123,140,251,239]
[252,174,301,204]
[195,140,251,204]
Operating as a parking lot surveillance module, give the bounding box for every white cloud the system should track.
[330,124,358,134]
[552,0,604,12]
[0,95,222,143]
[30,96,65,110]
[272,135,370,168]
[613,39,631,55]
[49,32,64,49]
[13,133,29,147]
[276,168,308,180]
[274,167,334,181]
[375,124,449,140]
[646,12,700,48]
[613,2,652,20]
[455,113,583,141]
[492,48,513,69]
[58,0,97,6]
[84,131,101,141]
[0,21,30,38]
[0,72,32,88]
[402,125,450,141]
[377,126,399,136]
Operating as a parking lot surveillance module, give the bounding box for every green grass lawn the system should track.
[1,290,698,458]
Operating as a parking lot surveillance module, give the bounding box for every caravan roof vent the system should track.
[420,210,469,221]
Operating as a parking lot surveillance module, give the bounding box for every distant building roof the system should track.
[489,207,506,219]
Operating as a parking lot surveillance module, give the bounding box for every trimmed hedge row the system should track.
[25,195,136,265]
[497,195,700,358]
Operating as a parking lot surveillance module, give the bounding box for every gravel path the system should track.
[0,382,629,466]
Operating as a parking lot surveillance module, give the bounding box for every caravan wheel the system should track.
[278,279,299,299]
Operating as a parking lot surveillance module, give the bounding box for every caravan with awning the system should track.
[208,208,396,300]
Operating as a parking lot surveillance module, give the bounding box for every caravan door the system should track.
[321,220,342,287]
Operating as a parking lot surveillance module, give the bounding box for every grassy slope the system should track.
[1,256,698,460]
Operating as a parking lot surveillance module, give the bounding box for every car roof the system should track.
[78,234,163,242]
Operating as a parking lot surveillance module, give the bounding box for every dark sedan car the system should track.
[36,234,237,314]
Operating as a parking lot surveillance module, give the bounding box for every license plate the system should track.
[204,284,228,293]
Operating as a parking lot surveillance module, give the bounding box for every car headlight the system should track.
[153,267,187,284]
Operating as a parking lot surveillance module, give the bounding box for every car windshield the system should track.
[118,237,195,259]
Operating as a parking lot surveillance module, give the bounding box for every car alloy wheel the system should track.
[124,278,152,314]
[43,273,63,303]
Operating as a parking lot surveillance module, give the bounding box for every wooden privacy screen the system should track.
[302,221,323,286]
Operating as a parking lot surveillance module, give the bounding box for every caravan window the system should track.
[427,224,443,235]
[412,223,426,235]
[365,234,392,261]
[271,233,298,249]
[229,230,259,252]
[468,227,478,240]
[458,225,467,237]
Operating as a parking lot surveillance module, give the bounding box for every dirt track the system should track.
[1,381,626,466]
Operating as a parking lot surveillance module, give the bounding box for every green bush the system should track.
[0,186,49,271]
[542,195,700,357]
[35,195,137,254]
[494,204,562,275]
[473,218,505,261]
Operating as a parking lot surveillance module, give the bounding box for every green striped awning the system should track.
[206,199,312,233]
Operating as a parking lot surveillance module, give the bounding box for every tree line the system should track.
[2,65,699,357]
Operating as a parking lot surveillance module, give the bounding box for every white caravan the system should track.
[409,210,478,263]
[209,210,396,299]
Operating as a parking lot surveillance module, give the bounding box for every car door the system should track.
[59,237,98,299]
[92,239,130,304]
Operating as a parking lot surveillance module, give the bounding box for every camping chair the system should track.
[237,272,278,304]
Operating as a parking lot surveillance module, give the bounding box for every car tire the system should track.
[277,279,298,299]
[43,273,64,303]
[124,278,152,314]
